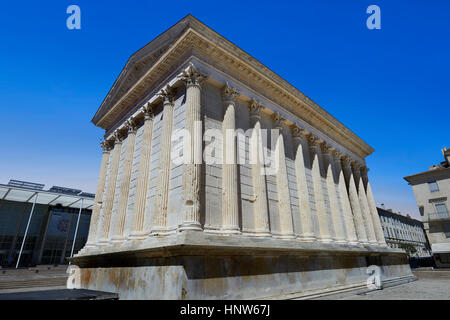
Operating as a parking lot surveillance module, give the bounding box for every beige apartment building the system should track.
[404,147,450,267]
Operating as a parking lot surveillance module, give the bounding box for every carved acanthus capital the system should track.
[272,112,286,130]
[222,82,239,104]
[351,160,364,171]
[329,147,343,161]
[113,130,125,144]
[341,155,353,168]
[100,139,113,152]
[125,117,138,133]
[361,166,370,176]
[142,102,154,120]
[159,84,176,105]
[248,98,263,119]
[307,134,323,148]
[320,142,332,155]
[290,124,309,140]
[179,63,207,89]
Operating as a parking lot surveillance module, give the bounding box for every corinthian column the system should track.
[331,150,358,245]
[84,140,112,248]
[129,104,154,240]
[352,162,378,245]
[111,118,138,243]
[341,157,369,245]
[308,136,332,242]
[321,145,346,244]
[98,130,124,244]
[291,125,315,241]
[273,113,294,238]
[151,85,176,234]
[247,99,270,236]
[179,65,206,231]
[361,166,387,246]
[221,82,240,234]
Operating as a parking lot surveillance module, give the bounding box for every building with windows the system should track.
[404,147,450,267]
[0,180,94,268]
[72,15,414,299]
[377,207,430,258]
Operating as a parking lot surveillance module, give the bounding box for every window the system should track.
[428,181,439,192]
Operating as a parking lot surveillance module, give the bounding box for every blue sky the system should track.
[0,1,448,220]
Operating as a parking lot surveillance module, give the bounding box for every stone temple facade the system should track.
[72,15,414,299]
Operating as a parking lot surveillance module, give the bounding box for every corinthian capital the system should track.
[179,63,207,88]
[100,139,113,152]
[125,117,138,133]
[290,124,309,140]
[159,84,176,105]
[113,130,125,144]
[272,112,286,130]
[142,102,154,120]
[248,98,263,119]
[222,82,239,103]
[320,142,332,155]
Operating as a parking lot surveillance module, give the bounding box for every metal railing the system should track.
[428,211,450,221]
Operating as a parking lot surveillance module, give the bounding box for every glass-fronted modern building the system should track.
[0,180,94,268]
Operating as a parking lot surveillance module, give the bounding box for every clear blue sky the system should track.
[0,1,449,220]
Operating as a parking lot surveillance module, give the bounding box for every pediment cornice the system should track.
[93,15,374,158]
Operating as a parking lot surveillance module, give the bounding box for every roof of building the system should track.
[92,14,374,159]
[377,207,423,227]
[0,180,94,210]
[404,147,450,183]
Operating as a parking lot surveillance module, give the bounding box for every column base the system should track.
[178,222,203,231]
[318,236,333,243]
[111,236,126,244]
[242,230,272,238]
[150,227,177,236]
[128,231,150,240]
[298,233,316,242]
[273,233,296,240]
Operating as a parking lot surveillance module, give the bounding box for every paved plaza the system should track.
[333,270,450,300]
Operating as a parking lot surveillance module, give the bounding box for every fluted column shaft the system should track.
[273,115,294,238]
[352,163,377,245]
[309,138,332,242]
[342,158,368,244]
[248,100,270,236]
[85,141,111,247]
[98,133,123,243]
[180,67,205,231]
[291,127,315,241]
[332,153,358,244]
[152,88,175,233]
[362,167,387,246]
[221,83,240,233]
[322,148,346,243]
[112,122,137,242]
[129,106,154,239]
